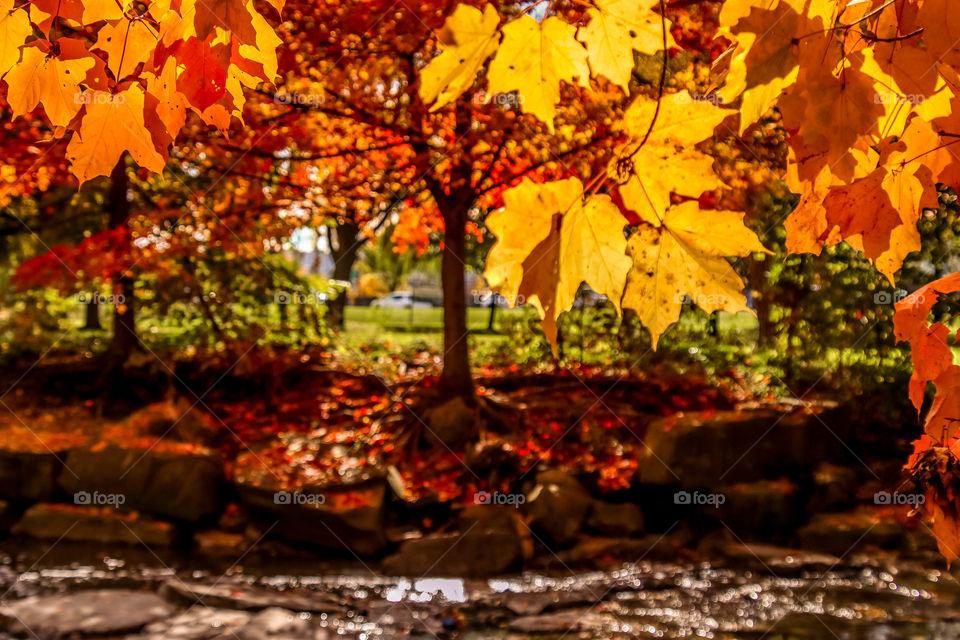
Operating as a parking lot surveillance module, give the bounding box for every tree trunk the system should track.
[749,255,772,347]
[107,158,137,359]
[84,298,102,330]
[437,195,474,399]
[328,221,361,328]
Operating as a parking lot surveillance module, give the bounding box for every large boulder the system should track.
[11,503,176,546]
[58,446,224,523]
[237,478,388,555]
[381,529,522,577]
[586,500,645,537]
[712,479,805,540]
[638,409,852,487]
[0,590,172,638]
[525,469,592,547]
[0,449,64,501]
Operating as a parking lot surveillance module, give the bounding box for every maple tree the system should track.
[9,0,960,562]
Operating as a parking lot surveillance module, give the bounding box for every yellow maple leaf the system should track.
[622,202,766,346]
[484,177,631,349]
[577,0,673,91]
[486,16,589,132]
[94,18,157,81]
[5,46,95,127]
[419,4,500,110]
[615,92,730,224]
[0,0,32,77]
[718,0,804,133]
[81,0,125,24]
[66,85,166,184]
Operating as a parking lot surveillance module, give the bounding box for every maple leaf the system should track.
[80,0,125,24]
[615,91,730,224]
[622,202,766,346]
[484,177,631,348]
[577,0,673,91]
[173,37,230,111]
[5,43,96,127]
[486,16,589,132]
[144,58,189,139]
[893,273,960,420]
[418,4,500,110]
[0,0,31,77]
[66,85,166,183]
[718,0,805,132]
[192,0,259,46]
[94,18,157,81]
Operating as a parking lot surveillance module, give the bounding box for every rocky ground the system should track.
[0,370,946,637]
[0,544,958,639]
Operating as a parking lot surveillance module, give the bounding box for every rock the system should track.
[476,589,601,616]
[363,601,443,635]
[381,529,521,577]
[233,607,310,640]
[58,446,224,523]
[237,479,387,555]
[719,542,841,572]
[546,533,694,570]
[136,607,252,640]
[0,590,171,638]
[797,508,905,556]
[423,396,477,448]
[458,503,518,535]
[714,478,804,539]
[0,449,63,501]
[807,463,858,514]
[508,609,618,634]
[525,469,592,546]
[127,398,220,446]
[11,503,176,546]
[638,409,853,486]
[194,529,246,555]
[586,500,644,537]
[160,581,344,613]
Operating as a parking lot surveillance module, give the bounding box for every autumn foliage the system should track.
[6,0,960,559]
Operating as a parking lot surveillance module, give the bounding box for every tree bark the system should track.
[748,255,772,347]
[328,221,362,328]
[84,298,102,330]
[436,193,474,400]
[107,158,137,359]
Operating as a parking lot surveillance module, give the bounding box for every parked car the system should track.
[371,291,435,309]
